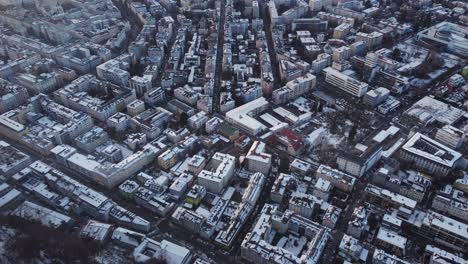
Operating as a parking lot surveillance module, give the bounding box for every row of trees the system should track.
[1,216,102,263]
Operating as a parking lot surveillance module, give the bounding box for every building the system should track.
[413,211,467,252]
[309,0,332,11]
[53,144,160,189]
[205,116,224,134]
[424,244,468,264]
[404,96,465,126]
[96,55,131,86]
[399,133,463,177]
[225,97,269,136]
[337,143,382,177]
[332,46,351,63]
[363,87,390,107]
[355,31,383,49]
[0,186,24,214]
[130,75,153,96]
[365,184,417,214]
[185,184,206,207]
[289,159,311,176]
[317,12,355,27]
[372,249,409,264]
[16,72,61,94]
[174,86,199,106]
[322,205,341,229]
[127,100,146,117]
[144,87,166,105]
[198,152,236,193]
[13,201,74,229]
[372,69,409,94]
[333,23,352,39]
[288,192,318,218]
[338,234,369,262]
[375,227,407,257]
[316,164,356,193]
[187,155,206,176]
[292,18,328,32]
[377,96,401,115]
[133,238,192,264]
[416,22,468,57]
[158,147,184,171]
[245,141,272,175]
[312,53,331,74]
[187,111,209,131]
[241,204,329,264]
[54,74,136,122]
[432,194,468,222]
[435,125,465,150]
[74,127,109,153]
[323,67,368,97]
[80,220,113,243]
[347,206,370,238]
[0,79,28,113]
[272,73,316,104]
[0,140,32,177]
[107,112,131,132]
[313,178,332,200]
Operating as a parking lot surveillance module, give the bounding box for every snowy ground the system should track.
[95,245,132,264]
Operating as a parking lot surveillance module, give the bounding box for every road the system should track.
[111,0,143,54]
[259,0,282,92]
[320,179,368,262]
[212,0,227,113]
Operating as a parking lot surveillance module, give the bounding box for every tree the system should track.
[364,0,373,9]
[348,125,357,142]
[368,214,380,230]
[398,9,407,23]
[278,153,290,173]
[178,112,188,128]
[145,258,168,264]
[391,48,402,61]
[316,101,323,113]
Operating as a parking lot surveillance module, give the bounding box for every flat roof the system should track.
[402,133,462,167]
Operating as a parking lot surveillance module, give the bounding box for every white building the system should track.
[198,152,236,193]
[288,192,318,218]
[272,73,316,104]
[316,164,356,193]
[225,97,269,135]
[355,31,383,49]
[107,112,131,132]
[245,141,272,175]
[363,87,390,107]
[413,211,467,252]
[127,100,146,116]
[425,244,468,264]
[435,125,465,150]
[323,67,368,97]
[133,238,192,264]
[187,155,206,176]
[399,133,463,177]
[187,111,208,131]
[130,75,153,96]
[375,227,407,257]
[312,53,331,74]
[241,204,329,264]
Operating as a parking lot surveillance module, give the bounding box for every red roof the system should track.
[278,128,304,151]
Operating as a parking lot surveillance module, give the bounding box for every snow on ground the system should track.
[325,133,344,147]
[95,245,131,264]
